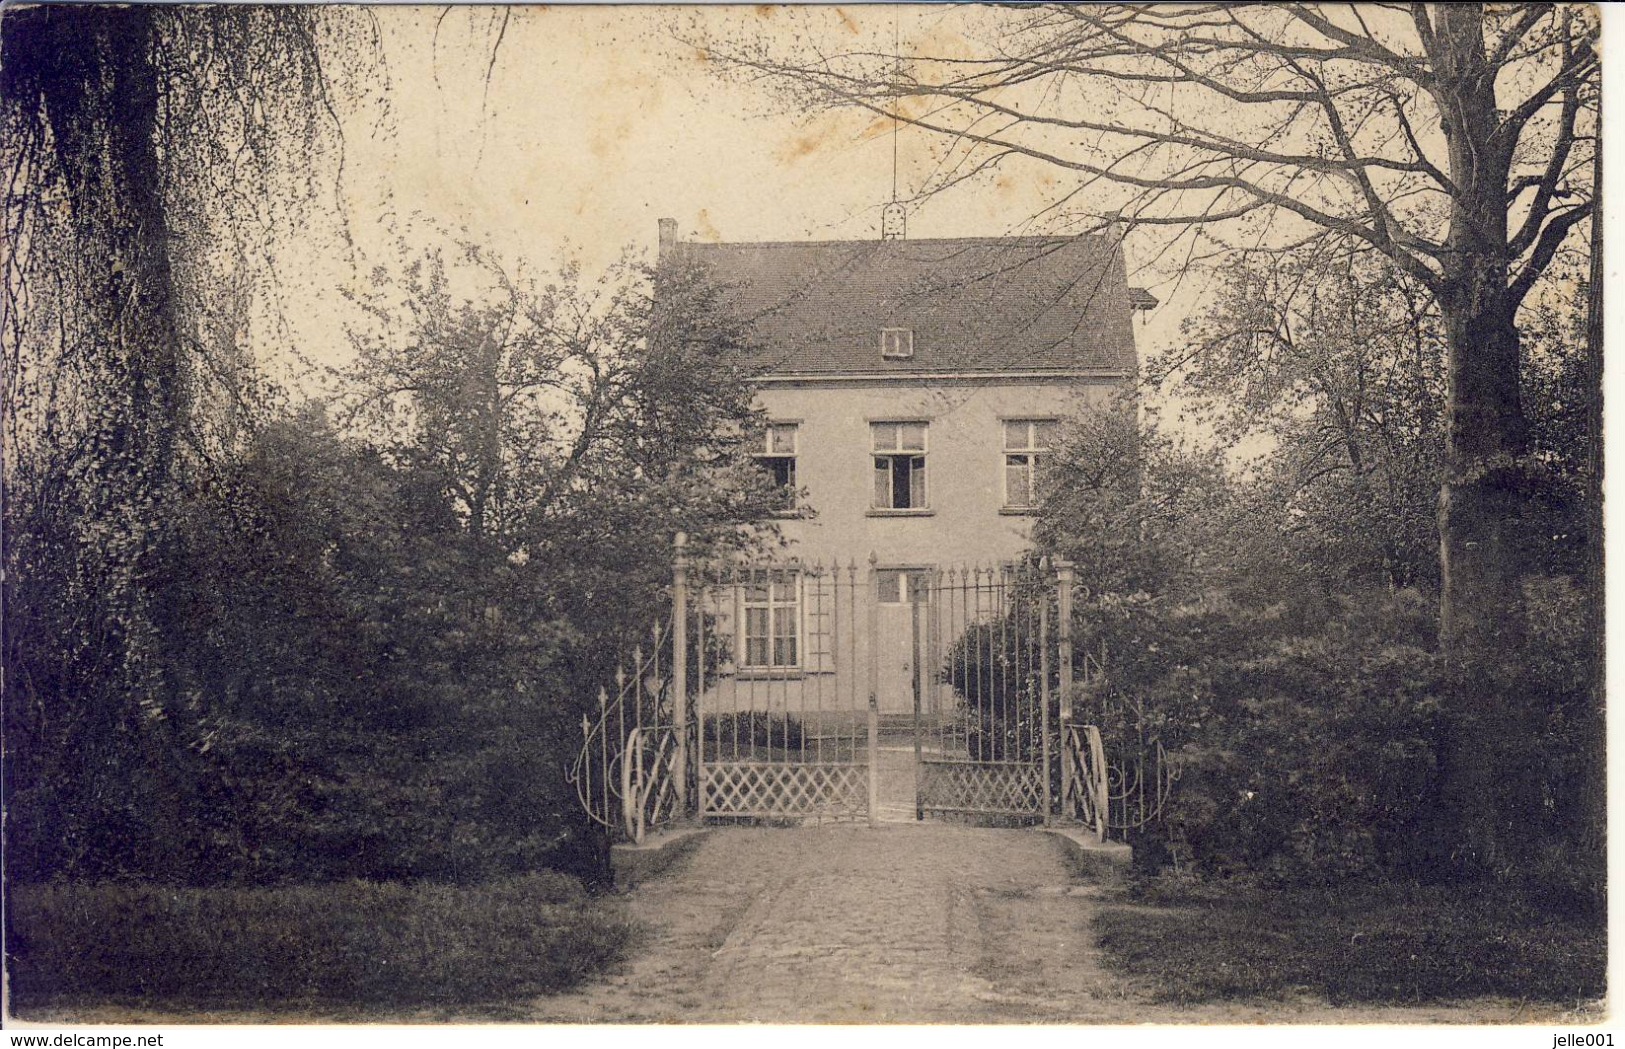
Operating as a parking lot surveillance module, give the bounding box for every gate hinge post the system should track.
[1055,558,1076,823]
[867,552,880,829]
[867,692,880,829]
[673,531,690,813]
[1039,556,1053,827]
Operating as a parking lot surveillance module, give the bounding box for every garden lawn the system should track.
[8,872,635,1014]
[1094,878,1604,1006]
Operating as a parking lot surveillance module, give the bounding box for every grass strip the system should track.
[9,871,635,1010]
[1094,879,1604,1005]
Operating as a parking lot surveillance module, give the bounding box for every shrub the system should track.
[7,873,635,1010]
[942,618,1046,761]
[702,711,804,750]
[1072,589,1447,883]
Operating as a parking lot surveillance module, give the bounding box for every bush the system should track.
[7,873,635,1010]
[1073,589,1447,883]
[942,618,1046,761]
[703,711,805,750]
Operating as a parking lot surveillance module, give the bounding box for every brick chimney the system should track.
[658,217,678,258]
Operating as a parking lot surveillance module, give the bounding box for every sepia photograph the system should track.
[0,1,1607,1033]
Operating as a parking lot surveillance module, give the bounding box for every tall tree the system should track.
[706,3,1600,874]
[1,4,375,879]
[339,242,786,706]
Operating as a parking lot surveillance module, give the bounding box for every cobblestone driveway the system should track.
[528,824,1547,1024]
[532,823,1106,1023]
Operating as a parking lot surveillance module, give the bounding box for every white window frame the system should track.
[875,567,930,605]
[871,421,929,510]
[738,571,804,670]
[1003,418,1057,509]
[880,328,915,360]
[754,422,798,500]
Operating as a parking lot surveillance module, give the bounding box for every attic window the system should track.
[880,328,914,360]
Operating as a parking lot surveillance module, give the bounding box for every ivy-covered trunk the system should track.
[3,4,195,879]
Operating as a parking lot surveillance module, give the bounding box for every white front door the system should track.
[874,569,927,715]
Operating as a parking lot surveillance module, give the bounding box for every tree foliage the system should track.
[7,237,776,885]
[706,2,1601,874]
[2,3,784,886]
[1035,248,1599,908]
[3,2,356,883]
[1165,248,1446,591]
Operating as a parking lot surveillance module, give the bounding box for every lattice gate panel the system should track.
[702,761,869,820]
[918,759,1044,816]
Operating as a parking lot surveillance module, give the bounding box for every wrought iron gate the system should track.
[570,535,1174,841]
[689,556,1070,825]
[908,562,1059,821]
[693,559,873,823]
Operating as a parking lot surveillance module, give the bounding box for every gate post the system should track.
[672,532,690,813]
[867,552,880,829]
[1055,558,1075,822]
[911,593,923,822]
[1040,558,1052,826]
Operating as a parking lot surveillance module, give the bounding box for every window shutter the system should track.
[802,572,835,673]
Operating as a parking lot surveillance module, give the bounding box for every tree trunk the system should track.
[1579,96,1606,875]
[6,4,197,878]
[1435,277,1539,876]
[1429,5,1539,877]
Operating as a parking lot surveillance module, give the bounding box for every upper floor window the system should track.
[755,422,798,497]
[872,421,928,509]
[880,328,914,360]
[1004,419,1058,509]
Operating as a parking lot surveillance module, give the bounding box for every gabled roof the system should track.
[670,234,1138,378]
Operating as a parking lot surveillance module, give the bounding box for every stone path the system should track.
[526,825,1560,1025]
[532,823,1118,1023]
[870,742,923,822]
[40,823,1584,1025]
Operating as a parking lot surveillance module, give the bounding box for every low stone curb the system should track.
[1042,825,1132,885]
[610,824,712,889]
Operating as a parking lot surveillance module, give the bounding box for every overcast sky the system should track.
[270,5,1192,393]
[248,0,1615,469]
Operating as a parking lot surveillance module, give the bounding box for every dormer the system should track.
[880,327,914,360]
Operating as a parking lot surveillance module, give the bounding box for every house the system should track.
[657,216,1148,730]
[575,217,1156,832]
[660,215,1145,569]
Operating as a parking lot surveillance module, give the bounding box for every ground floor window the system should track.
[741,574,800,668]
